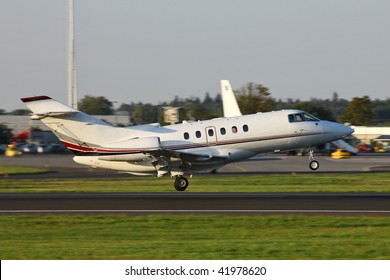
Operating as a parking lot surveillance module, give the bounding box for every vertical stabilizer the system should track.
[221,80,242,117]
[21,96,115,152]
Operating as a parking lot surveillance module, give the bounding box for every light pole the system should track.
[68,0,78,109]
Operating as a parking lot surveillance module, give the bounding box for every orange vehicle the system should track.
[331,148,351,159]
[10,130,29,145]
[5,144,22,157]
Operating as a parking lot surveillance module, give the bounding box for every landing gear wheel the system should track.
[309,160,319,170]
[308,149,319,171]
[174,176,189,191]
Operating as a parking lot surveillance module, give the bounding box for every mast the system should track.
[68,0,77,109]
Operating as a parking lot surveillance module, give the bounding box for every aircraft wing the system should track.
[148,149,228,166]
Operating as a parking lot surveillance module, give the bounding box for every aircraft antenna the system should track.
[68,0,78,109]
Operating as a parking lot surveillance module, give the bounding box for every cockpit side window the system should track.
[295,114,304,122]
[302,113,319,121]
[288,113,303,122]
[288,113,319,123]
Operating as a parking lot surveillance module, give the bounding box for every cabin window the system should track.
[184,132,190,140]
[232,126,238,134]
[196,131,201,138]
[208,129,214,137]
[220,127,226,135]
[243,125,249,132]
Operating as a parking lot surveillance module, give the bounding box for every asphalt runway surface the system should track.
[1,153,389,216]
[1,153,390,179]
[1,192,390,216]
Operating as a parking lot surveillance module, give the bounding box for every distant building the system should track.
[352,126,390,144]
[163,107,181,124]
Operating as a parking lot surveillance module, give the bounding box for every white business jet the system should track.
[21,82,353,191]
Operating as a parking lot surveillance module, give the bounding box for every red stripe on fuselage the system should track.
[62,141,141,154]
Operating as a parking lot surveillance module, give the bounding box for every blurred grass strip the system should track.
[0,215,389,259]
[0,165,50,177]
[0,173,389,192]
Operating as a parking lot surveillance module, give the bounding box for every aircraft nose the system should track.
[345,125,355,136]
[325,122,354,139]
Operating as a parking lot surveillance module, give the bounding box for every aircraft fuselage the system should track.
[72,109,352,175]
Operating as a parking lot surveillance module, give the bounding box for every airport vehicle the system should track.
[10,130,29,145]
[5,144,22,157]
[331,148,351,159]
[21,81,353,191]
[357,143,373,152]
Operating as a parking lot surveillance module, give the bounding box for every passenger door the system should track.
[205,126,217,146]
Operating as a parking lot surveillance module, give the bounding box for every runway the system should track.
[1,153,390,180]
[1,154,389,216]
[1,192,390,216]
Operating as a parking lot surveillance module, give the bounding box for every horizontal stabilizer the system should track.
[21,96,78,118]
[21,95,108,126]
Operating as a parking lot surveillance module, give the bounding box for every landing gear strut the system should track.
[308,150,319,170]
[174,176,189,191]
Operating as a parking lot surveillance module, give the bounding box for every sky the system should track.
[1,0,389,111]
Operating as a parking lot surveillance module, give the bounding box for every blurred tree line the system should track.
[86,82,388,126]
[0,124,13,144]
[1,82,389,128]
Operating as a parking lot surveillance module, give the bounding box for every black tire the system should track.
[309,160,319,170]
[174,176,189,191]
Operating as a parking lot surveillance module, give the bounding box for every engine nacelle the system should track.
[107,136,161,151]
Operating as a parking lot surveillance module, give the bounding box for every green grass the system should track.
[0,173,389,192]
[1,173,389,259]
[0,215,389,259]
[0,165,50,177]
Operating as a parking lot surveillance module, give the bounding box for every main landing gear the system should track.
[174,176,189,191]
[308,150,319,170]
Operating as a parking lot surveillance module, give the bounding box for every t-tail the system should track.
[21,96,122,155]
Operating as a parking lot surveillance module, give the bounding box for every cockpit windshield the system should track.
[288,112,319,123]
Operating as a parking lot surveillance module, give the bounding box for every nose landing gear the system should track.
[308,150,319,170]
